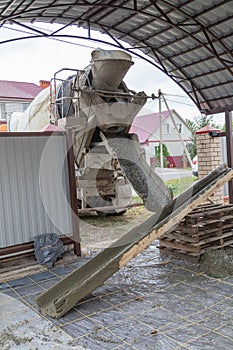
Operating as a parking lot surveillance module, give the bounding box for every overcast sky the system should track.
[0,23,224,125]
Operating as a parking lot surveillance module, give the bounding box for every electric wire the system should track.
[147,98,196,107]
[163,93,190,99]
[2,24,97,50]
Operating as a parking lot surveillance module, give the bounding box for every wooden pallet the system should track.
[159,204,233,261]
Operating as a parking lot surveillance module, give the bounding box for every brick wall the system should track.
[196,126,223,204]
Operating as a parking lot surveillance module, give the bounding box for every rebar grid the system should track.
[0,243,232,349]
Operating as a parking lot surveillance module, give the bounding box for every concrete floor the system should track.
[0,243,232,349]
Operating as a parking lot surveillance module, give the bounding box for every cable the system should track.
[2,24,97,49]
[163,93,190,99]
[146,98,196,107]
[165,98,197,107]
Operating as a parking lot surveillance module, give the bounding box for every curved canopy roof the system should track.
[0,0,233,114]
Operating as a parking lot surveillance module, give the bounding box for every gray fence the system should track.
[0,132,79,253]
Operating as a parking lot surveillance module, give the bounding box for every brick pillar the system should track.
[196,125,223,204]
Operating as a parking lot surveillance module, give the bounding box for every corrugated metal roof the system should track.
[0,80,42,100]
[0,0,233,114]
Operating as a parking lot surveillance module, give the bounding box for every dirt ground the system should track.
[79,205,152,252]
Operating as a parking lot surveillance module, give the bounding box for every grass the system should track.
[166,176,197,197]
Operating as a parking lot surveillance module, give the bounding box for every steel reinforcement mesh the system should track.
[0,243,232,350]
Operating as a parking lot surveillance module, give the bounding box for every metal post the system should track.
[66,129,81,256]
[159,90,163,168]
[225,111,233,203]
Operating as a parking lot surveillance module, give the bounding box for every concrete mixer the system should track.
[9,49,172,214]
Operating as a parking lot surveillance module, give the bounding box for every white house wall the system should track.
[144,112,192,161]
[0,100,31,119]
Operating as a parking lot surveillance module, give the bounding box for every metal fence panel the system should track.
[0,133,73,248]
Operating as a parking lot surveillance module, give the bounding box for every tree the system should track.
[155,143,170,167]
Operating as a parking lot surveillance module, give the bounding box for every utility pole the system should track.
[158,90,163,168]
[161,92,192,167]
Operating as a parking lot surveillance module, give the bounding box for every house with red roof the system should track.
[130,109,192,168]
[0,80,49,120]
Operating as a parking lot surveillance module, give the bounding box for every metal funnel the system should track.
[91,49,134,91]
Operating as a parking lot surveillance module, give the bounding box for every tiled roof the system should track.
[130,110,172,143]
[0,80,42,100]
[196,125,221,134]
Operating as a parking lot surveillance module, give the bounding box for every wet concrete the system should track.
[199,247,233,278]
[107,136,173,213]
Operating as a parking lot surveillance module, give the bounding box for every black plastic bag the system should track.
[34,233,64,268]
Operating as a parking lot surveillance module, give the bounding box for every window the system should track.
[176,123,183,133]
[0,103,6,119]
[163,123,170,134]
[23,103,30,111]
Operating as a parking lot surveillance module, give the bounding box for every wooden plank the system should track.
[36,164,233,318]
[159,239,199,253]
[175,221,223,235]
[159,247,200,263]
[196,232,233,246]
[190,203,227,212]
[161,205,233,247]
[162,231,200,243]
[186,205,233,219]
[160,231,233,250]
[161,229,223,243]
[199,238,233,253]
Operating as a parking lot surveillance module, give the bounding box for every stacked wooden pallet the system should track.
[159,204,233,262]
